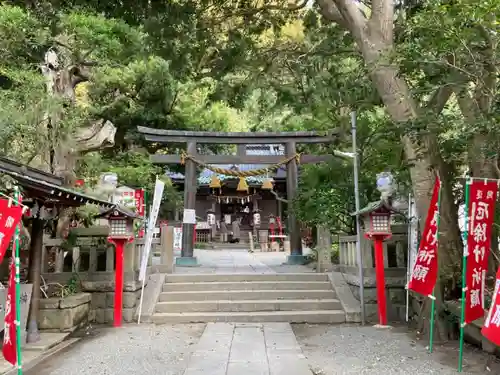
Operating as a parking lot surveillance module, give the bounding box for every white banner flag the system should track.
[138,179,164,281]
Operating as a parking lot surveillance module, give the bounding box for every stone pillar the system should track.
[317,225,333,272]
[89,248,98,272]
[124,242,135,272]
[26,217,44,343]
[177,141,198,266]
[396,240,405,268]
[252,196,259,238]
[72,247,81,272]
[55,248,64,273]
[161,226,174,273]
[106,245,114,271]
[285,141,304,264]
[362,237,374,267]
[248,232,255,252]
[210,201,217,241]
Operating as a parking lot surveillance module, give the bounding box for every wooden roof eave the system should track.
[2,170,114,209]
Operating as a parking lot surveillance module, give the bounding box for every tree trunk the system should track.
[317,0,463,340]
[25,47,117,343]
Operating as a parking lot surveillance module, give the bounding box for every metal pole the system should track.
[405,193,412,322]
[351,111,365,325]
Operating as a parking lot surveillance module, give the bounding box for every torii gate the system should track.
[137,127,339,266]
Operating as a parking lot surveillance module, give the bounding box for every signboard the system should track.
[183,209,196,224]
[139,179,164,281]
[408,196,419,273]
[113,186,136,208]
[173,227,182,252]
[0,283,32,343]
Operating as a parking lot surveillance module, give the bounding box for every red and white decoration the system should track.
[0,199,23,264]
[134,189,145,238]
[482,267,500,346]
[2,258,17,365]
[465,180,498,324]
[408,177,441,296]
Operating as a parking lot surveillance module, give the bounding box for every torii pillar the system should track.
[176,141,199,266]
[285,141,305,264]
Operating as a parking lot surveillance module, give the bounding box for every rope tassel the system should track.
[181,152,299,177]
[237,177,249,192]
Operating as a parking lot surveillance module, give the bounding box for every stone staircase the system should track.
[152,273,346,324]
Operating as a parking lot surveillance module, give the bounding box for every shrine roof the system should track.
[0,157,114,208]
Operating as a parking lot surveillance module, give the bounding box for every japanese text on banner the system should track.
[408,177,441,296]
[0,199,23,264]
[465,180,498,324]
[2,260,17,365]
[482,267,500,346]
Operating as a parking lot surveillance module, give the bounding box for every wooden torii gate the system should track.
[137,127,339,266]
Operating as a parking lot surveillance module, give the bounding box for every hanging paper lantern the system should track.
[237,177,249,192]
[209,175,221,189]
[207,211,216,225]
[253,212,261,225]
[261,178,274,190]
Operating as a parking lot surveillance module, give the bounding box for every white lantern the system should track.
[207,212,216,225]
[269,216,275,224]
[253,212,261,225]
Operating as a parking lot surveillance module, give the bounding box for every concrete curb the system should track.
[134,273,165,323]
[328,272,361,323]
[5,338,80,375]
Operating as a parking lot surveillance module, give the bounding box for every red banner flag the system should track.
[134,189,145,238]
[408,177,441,296]
[465,180,498,324]
[0,199,23,264]
[482,267,500,346]
[2,259,17,365]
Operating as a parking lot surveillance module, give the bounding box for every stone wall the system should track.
[38,293,91,332]
[336,224,409,323]
[83,280,142,324]
[336,266,407,322]
[40,229,161,325]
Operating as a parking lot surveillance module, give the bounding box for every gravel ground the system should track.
[293,324,500,375]
[28,324,205,375]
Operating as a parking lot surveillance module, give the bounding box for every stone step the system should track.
[152,310,346,324]
[155,298,342,313]
[159,289,336,302]
[165,273,328,283]
[162,281,332,292]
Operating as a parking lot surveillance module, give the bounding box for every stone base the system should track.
[38,293,91,332]
[93,308,136,324]
[175,256,199,267]
[286,254,307,265]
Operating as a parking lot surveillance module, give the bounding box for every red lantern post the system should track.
[98,206,137,327]
[356,202,394,326]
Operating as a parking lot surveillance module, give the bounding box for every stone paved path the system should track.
[26,324,205,375]
[184,323,311,375]
[156,249,315,274]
